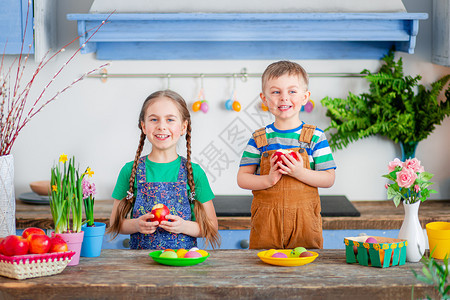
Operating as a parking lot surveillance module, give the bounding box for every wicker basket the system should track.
[0,251,75,280]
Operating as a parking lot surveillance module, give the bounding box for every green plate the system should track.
[149,250,210,266]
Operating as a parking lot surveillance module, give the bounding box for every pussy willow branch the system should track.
[13,0,32,97]
[0,9,114,156]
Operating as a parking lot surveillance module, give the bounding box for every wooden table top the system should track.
[15,199,450,230]
[0,249,440,299]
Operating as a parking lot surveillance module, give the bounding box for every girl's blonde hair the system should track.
[107,90,220,249]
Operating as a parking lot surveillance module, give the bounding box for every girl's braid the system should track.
[106,131,146,238]
[186,120,220,249]
[128,132,146,202]
[185,120,195,201]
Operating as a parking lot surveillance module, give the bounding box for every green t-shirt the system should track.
[112,156,214,219]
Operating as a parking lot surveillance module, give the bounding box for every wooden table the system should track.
[0,249,440,299]
[15,199,450,230]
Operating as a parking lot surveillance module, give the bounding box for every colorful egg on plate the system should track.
[184,251,203,258]
[159,251,178,258]
[272,252,288,258]
[176,248,188,258]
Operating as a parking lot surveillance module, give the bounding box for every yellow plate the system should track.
[257,250,319,267]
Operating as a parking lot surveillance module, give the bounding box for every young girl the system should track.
[108,90,220,250]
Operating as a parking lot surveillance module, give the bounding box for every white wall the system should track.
[7,0,450,201]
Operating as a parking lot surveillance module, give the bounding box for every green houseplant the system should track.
[321,50,450,160]
[50,153,85,234]
[80,170,106,258]
[82,168,96,227]
[50,153,86,265]
[412,254,449,299]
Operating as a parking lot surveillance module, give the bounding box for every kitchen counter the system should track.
[14,199,450,230]
[0,249,440,299]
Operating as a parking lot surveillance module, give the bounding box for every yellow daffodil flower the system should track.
[85,167,94,177]
[52,185,57,192]
[59,153,68,163]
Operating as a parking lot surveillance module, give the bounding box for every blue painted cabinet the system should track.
[67,13,428,60]
[0,0,34,54]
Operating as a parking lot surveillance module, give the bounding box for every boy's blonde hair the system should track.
[261,60,309,91]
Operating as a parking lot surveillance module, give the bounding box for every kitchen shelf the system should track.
[67,12,428,60]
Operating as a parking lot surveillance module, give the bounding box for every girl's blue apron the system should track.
[129,156,197,250]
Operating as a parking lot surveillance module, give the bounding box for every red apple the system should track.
[150,204,170,223]
[300,251,314,257]
[27,234,51,254]
[273,149,299,165]
[49,236,68,253]
[2,235,29,256]
[0,238,5,255]
[22,227,46,239]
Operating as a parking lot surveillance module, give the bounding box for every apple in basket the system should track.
[0,238,5,255]
[2,235,29,256]
[27,234,51,254]
[22,227,46,239]
[150,204,170,223]
[49,236,69,253]
[273,149,299,165]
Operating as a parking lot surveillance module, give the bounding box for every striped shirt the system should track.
[239,122,336,174]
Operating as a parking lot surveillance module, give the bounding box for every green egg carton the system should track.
[344,236,407,268]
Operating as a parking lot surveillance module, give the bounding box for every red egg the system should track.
[273,149,299,165]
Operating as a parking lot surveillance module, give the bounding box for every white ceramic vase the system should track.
[398,200,425,263]
[0,154,16,237]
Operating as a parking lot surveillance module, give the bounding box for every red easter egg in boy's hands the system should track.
[273,149,299,165]
[150,204,170,223]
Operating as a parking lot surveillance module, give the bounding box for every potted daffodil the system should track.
[50,153,86,265]
[80,169,106,257]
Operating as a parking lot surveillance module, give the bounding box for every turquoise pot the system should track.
[81,222,106,257]
[399,141,418,161]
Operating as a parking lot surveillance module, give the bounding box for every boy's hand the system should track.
[136,213,159,234]
[267,153,283,186]
[159,215,185,234]
[278,152,306,179]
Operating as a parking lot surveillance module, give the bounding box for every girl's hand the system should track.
[267,153,283,186]
[159,215,185,234]
[135,213,159,234]
[278,152,305,178]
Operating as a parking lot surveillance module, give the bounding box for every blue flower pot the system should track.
[81,222,106,257]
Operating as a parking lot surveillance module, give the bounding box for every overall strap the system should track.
[299,124,316,143]
[253,127,268,148]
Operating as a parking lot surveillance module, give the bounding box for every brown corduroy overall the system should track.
[249,124,323,249]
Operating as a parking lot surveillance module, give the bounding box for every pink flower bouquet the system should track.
[383,158,436,207]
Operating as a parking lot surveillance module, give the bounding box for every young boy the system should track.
[237,61,336,249]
